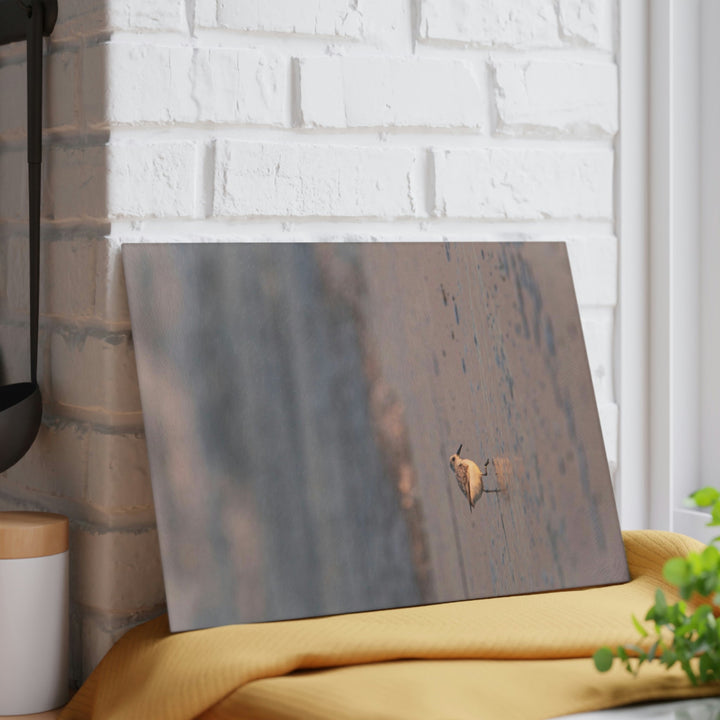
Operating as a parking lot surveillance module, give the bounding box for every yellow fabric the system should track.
[61,531,720,720]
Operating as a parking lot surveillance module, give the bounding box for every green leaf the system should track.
[689,487,720,508]
[699,573,720,597]
[699,653,716,684]
[632,614,649,638]
[679,585,694,601]
[702,546,720,570]
[593,485,720,686]
[689,552,704,575]
[693,605,714,623]
[664,557,690,586]
[680,657,698,686]
[593,647,614,672]
[624,644,646,658]
[661,648,677,668]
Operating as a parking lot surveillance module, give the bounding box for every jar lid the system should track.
[0,512,69,559]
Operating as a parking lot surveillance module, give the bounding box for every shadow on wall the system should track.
[0,2,164,690]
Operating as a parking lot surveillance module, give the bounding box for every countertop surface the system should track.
[3,698,720,719]
[560,698,720,719]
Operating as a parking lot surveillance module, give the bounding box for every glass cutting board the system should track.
[123,241,629,632]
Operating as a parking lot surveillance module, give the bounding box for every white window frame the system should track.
[618,0,719,541]
[616,0,650,531]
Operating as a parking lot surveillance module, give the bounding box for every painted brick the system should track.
[432,147,613,220]
[54,0,186,40]
[46,145,107,221]
[51,0,105,41]
[6,235,27,314]
[0,50,75,136]
[1,419,89,501]
[565,236,617,306]
[10,141,196,222]
[214,141,420,218]
[107,0,187,32]
[580,306,614,405]
[94,237,131,325]
[419,0,560,47]
[81,45,107,127]
[83,42,289,127]
[12,235,105,322]
[84,44,194,127]
[194,48,287,125]
[0,236,6,307]
[0,422,152,521]
[49,329,141,413]
[107,142,197,218]
[87,44,287,127]
[355,0,414,51]
[0,149,26,221]
[195,0,363,38]
[493,60,617,137]
[76,614,121,680]
[0,63,24,136]
[558,0,613,49]
[71,526,165,613]
[47,50,79,131]
[0,324,30,383]
[298,56,486,129]
[87,431,153,514]
[45,238,98,319]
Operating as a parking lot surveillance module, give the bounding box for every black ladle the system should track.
[0,0,57,472]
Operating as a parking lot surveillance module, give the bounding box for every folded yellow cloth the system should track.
[62,531,720,720]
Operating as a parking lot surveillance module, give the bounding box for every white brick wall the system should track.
[214,142,421,217]
[419,0,612,49]
[432,147,613,219]
[493,60,618,137]
[86,44,289,127]
[298,57,487,129]
[0,0,619,687]
[195,0,364,38]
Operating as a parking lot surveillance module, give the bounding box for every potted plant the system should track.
[594,489,720,685]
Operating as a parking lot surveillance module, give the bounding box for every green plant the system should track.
[593,487,720,685]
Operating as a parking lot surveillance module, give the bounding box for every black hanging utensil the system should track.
[0,0,57,472]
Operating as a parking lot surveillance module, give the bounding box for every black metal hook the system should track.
[0,0,58,45]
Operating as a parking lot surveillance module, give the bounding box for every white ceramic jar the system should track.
[0,512,69,715]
